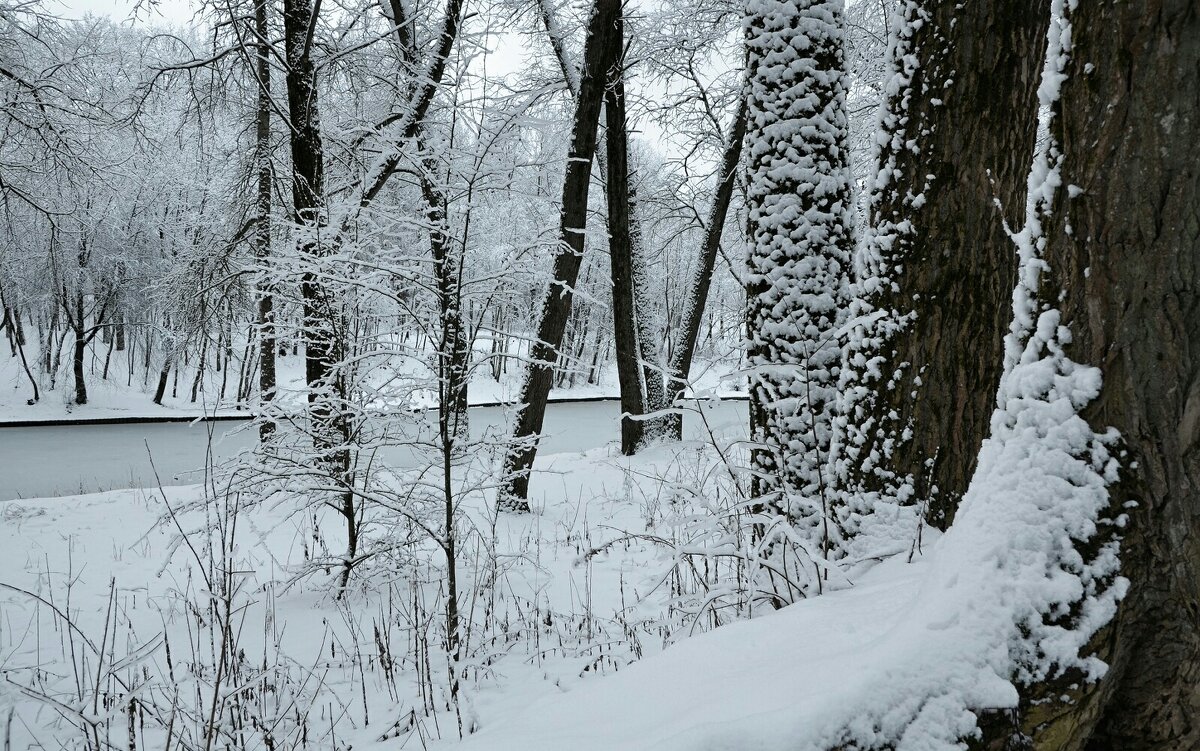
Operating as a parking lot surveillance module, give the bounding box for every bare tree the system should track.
[603,5,648,455]
[500,0,622,509]
[254,0,275,439]
[662,93,747,441]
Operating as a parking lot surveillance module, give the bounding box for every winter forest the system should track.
[0,0,1196,747]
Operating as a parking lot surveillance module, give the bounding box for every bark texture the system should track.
[988,1,1200,748]
[847,0,1049,527]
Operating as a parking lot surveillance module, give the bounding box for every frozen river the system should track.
[0,398,747,501]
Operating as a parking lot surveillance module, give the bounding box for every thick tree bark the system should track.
[981,1,1200,748]
[499,0,621,509]
[663,95,747,441]
[844,0,1049,528]
[603,12,648,455]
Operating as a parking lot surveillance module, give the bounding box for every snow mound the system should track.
[446,340,1121,750]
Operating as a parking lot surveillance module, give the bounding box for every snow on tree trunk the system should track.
[835,0,1050,533]
[989,0,1200,746]
[540,0,666,450]
[282,0,334,429]
[604,16,649,456]
[744,0,853,547]
[255,0,276,441]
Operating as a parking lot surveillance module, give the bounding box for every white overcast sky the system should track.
[49,0,684,157]
[52,0,532,81]
[52,0,195,24]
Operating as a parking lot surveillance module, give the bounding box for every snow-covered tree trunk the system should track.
[836,0,1050,529]
[986,0,1200,745]
[744,0,853,539]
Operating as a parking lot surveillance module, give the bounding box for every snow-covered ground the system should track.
[0,293,1116,750]
[0,362,1119,750]
[0,437,793,750]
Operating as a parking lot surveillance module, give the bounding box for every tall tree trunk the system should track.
[282,0,357,577]
[744,0,853,543]
[421,162,470,449]
[71,290,87,405]
[839,0,1049,528]
[255,0,277,440]
[603,14,648,455]
[282,0,332,428]
[664,95,748,441]
[984,1,1200,747]
[499,0,622,509]
[539,0,665,444]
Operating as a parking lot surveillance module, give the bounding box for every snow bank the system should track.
[447,355,1120,748]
